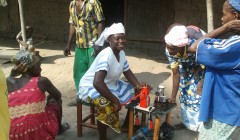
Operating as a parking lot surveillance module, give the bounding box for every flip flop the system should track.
[58,122,70,135]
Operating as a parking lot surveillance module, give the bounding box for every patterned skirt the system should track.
[91,96,121,133]
[180,103,201,131]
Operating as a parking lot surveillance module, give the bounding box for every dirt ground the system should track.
[0,38,198,140]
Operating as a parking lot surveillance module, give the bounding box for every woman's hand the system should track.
[113,100,122,112]
[226,20,240,31]
[135,82,151,93]
[10,63,26,77]
[167,97,176,103]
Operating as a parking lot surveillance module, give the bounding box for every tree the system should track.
[206,0,214,32]
[18,0,26,42]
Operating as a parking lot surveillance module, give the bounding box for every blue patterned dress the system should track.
[165,40,205,131]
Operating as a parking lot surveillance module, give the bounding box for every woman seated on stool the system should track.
[78,23,145,140]
[7,50,69,140]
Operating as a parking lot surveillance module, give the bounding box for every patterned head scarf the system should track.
[164,25,189,47]
[10,50,40,77]
[104,23,125,41]
[228,0,240,12]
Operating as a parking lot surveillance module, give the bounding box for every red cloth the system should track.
[8,77,59,140]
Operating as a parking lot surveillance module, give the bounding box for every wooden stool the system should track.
[76,99,97,137]
[127,103,177,140]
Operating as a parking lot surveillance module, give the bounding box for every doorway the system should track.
[99,0,124,27]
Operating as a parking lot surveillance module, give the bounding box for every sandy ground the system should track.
[0,38,198,140]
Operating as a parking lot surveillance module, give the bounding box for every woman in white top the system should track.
[78,23,144,140]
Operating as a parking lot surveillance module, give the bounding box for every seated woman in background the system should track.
[7,50,68,140]
[78,23,146,140]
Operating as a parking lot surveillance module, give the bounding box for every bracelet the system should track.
[134,84,140,90]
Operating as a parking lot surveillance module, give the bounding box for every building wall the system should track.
[125,0,225,55]
[173,0,225,32]
[0,0,226,43]
[0,0,69,41]
[125,0,174,42]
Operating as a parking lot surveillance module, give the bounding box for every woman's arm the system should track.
[188,24,229,53]
[6,77,16,93]
[168,67,180,103]
[93,70,121,112]
[38,76,61,100]
[123,69,140,88]
[188,24,230,53]
[16,31,22,42]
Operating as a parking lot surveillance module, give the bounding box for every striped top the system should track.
[69,0,105,48]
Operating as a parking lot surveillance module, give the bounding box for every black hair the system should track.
[227,1,240,19]
[166,23,183,34]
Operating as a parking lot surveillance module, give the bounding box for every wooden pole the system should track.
[165,112,171,124]
[18,0,26,42]
[128,110,134,140]
[124,0,128,31]
[206,0,214,32]
[153,117,161,140]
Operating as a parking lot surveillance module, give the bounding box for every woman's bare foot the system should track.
[121,125,128,133]
[58,122,70,135]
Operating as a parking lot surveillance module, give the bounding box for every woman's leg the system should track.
[46,95,69,134]
[121,109,130,130]
[97,120,108,140]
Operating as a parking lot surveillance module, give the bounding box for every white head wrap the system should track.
[104,23,125,41]
[164,25,189,47]
[95,23,125,46]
